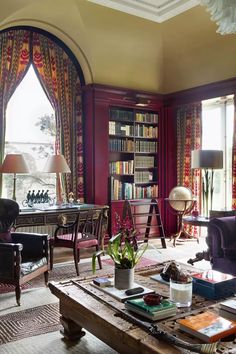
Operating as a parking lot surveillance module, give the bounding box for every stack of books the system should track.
[125,298,177,321]
[219,299,236,321]
[178,311,236,343]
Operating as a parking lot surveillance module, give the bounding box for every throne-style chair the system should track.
[0,198,49,305]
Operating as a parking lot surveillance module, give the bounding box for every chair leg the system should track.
[73,247,80,276]
[49,244,54,270]
[96,246,102,270]
[44,271,49,285]
[15,284,21,306]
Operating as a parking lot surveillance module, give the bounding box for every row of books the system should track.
[109,138,134,152]
[135,141,157,153]
[109,121,134,136]
[135,125,158,138]
[109,109,158,124]
[135,112,158,123]
[110,178,158,200]
[134,171,153,183]
[110,108,133,122]
[109,122,158,139]
[135,156,155,168]
[109,160,134,175]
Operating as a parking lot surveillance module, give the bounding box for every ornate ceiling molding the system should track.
[87,0,200,23]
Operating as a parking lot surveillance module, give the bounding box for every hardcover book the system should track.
[125,298,177,321]
[192,270,236,299]
[220,299,236,314]
[91,281,154,302]
[178,311,236,343]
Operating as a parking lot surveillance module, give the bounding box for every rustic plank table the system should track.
[48,266,236,354]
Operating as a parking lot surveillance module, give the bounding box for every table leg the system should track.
[60,315,86,341]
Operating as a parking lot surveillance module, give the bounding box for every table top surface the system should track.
[19,203,108,215]
[48,264,236,354]
[182,215,210,226]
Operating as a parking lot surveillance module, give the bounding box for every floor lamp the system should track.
[43,154,71,205]
[191,150,223,218]
[0,154,30,201]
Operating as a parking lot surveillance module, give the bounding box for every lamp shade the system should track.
[0,154,30,173]
[43,154,71,173]
[191,150,223,170]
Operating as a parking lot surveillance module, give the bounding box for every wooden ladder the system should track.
[122,198,166,248]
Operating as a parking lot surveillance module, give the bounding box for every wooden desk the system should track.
[49,266,235,354]
[15,204,109,229]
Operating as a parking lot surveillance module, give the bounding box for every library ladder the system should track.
[122,198,166,248]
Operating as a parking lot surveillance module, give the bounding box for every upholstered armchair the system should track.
[0,198,49,305]
[207,216,236,275]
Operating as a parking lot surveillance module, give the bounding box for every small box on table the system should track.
[192,270,236,300]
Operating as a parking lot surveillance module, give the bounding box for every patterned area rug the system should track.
[102,256,159,268]
[0,303,60,344]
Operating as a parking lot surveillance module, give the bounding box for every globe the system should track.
[169,186,194,212]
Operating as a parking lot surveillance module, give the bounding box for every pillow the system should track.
[0,231,12,243]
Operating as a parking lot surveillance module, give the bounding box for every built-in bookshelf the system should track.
[109,107,158,201]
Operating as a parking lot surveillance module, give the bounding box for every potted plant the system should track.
[92,215,147,289]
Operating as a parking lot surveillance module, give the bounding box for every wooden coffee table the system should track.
[48,266,236,354]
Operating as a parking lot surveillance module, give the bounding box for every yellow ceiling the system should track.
[1,0,236,94]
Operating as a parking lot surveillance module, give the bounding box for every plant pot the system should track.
[114,267,134,290]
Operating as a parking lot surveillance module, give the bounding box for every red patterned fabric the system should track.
[232,96,236,209]
[176,103,202,236]
[0,29,84,200]
[54,233,98,249]
[0,30,30,191]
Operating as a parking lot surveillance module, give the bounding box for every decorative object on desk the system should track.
[0,154,30,201]
[178,311,236,343]
[191,150,223,218]
[166,186,195,246]
[43,154,71,205]
[143,293,163,306]
[22,189,52,206]
[192,269,236,300]
[125,297,177,321]
[68,191,75,204]
[92,232,147,290]
[160,261,181,282]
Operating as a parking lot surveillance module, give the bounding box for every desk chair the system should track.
[0,198,49,305]
[49,208,103,275]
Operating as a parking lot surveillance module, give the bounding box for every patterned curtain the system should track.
[0,29,30,194]
[176,103,202,235]
[32,32,84,200]
[232,96,236,209]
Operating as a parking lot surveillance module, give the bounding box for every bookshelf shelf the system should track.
[109,107,159,207]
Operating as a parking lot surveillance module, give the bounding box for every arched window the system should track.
[0,27,85,203]
[3,64,56,202]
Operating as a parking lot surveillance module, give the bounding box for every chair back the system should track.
[75,208,103,243]
[0,198,19,233]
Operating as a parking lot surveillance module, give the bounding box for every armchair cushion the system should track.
[21,257,48,276]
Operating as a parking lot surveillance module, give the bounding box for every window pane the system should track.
[3,65,56,204]
[202,97,234,212]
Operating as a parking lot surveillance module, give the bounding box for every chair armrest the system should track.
[208,217,236,257]
[11,232,49,262]
[0,243,22,280]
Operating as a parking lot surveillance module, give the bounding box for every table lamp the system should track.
[43,154,71,205]
[0,154,30,201]
[191,150,223,218]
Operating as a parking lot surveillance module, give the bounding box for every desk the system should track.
[15,204,109,229]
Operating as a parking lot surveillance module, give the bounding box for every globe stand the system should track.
[165,199,196,247]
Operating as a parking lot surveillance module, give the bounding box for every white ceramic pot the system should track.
[114,267,134,290]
